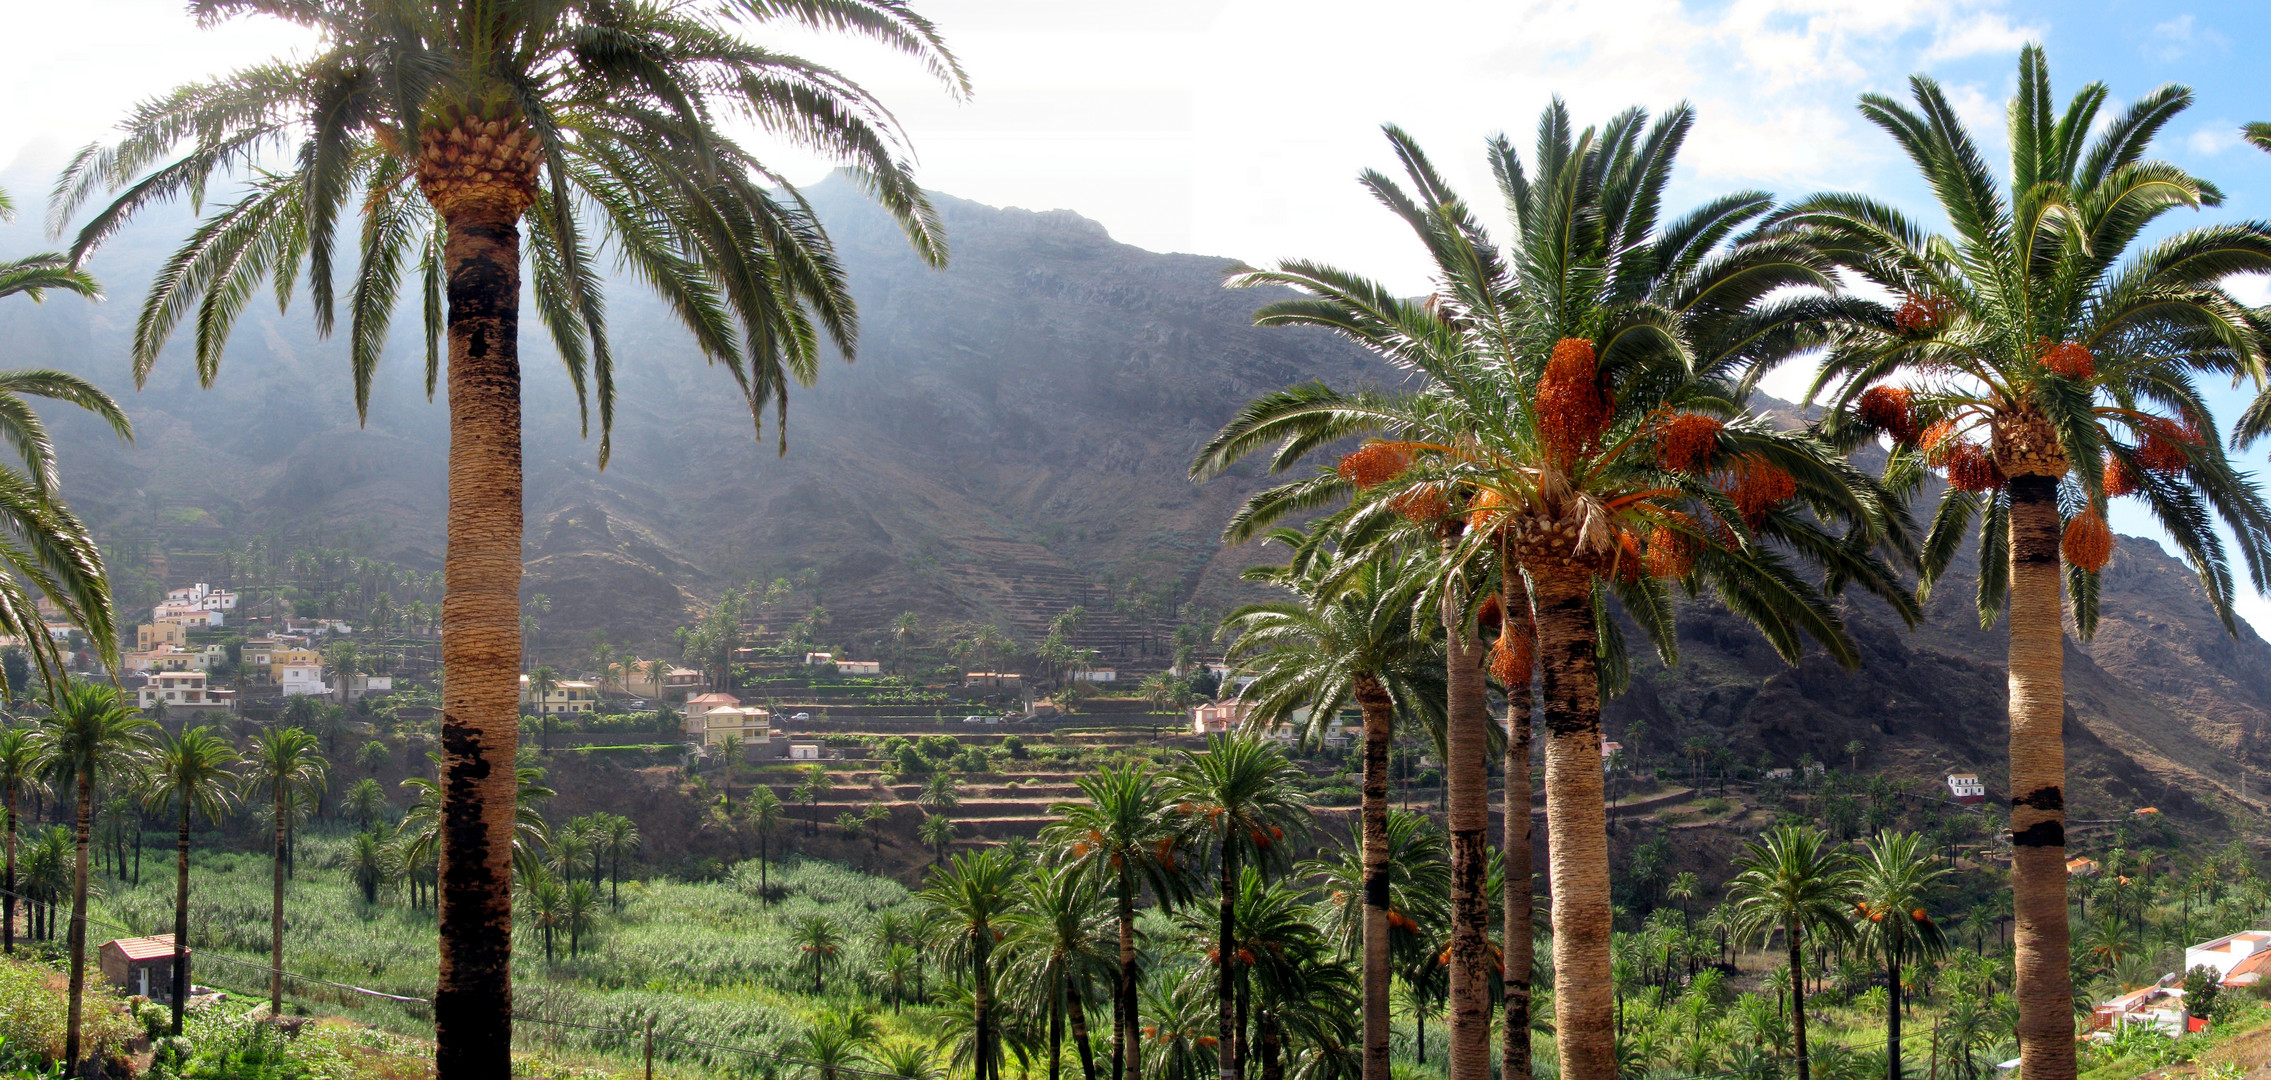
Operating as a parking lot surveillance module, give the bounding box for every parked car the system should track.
[792,712,812,722]
[628,699,647,709]
[962,715,985,724]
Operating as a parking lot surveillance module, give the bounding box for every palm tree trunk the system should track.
[1354,674,1396,1080]
[1503,582,1534,1080]
[1117,869,1138,1080]
[64,772,93,1067]
[2005,475,2073,1080]
[1218,845,1241,1080]
[1443,581,1492,1080]
[429,155,532,1078]
[1531,569,1613,1080]
[1051,984,1066,1080]
[976,933,997,1080]
[1886,943,1902,1080]
[1259,1009,1284,1080]
[4,782,16,953]
[1790,920,1810,1080]
[171,800,191,1035]
[1069,981,1100,1080]
[272,787,286,1015]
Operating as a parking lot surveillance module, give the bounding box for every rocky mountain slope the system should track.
[1,174,2265,835]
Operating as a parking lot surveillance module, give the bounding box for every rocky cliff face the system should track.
[4,175,2266,837]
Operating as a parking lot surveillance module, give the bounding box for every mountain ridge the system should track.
[1,174,2265,839]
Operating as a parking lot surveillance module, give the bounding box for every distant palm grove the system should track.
[0,1,2262,1079]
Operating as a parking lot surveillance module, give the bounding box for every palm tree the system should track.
[522,868,566,964]
[58,7,966,1067]
[1140,978,1218,1080]
[800,1010,879,1080]
[1046,764,1187,1080]
[0,191,131,692]
[921,849,1021,1080]
[241,725,328,1016]
[141,725,237,1034]
[718,734,743,806]
[564,880,599,957]
[34,681,155,1065]
[869,1038,944,1080]
[1772,50,2271,1080]
[599,813,640,908]
[351,830,389,904]
[1001,863,1115,1080]
[1726,824,1858,1080]
[1221,534,1442,1080]
[1192,115,1916,1080]
[1853,832,1950,1080]
[743,788,785,901]
[0,726,39,954]
[1168,735,1311,1080]
[527,665,560,751]
[919,812,957,867]
[794,913,846,994]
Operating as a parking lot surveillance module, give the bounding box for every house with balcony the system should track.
[1193,699,1248,736]
[520,675,597,715]
[625,661,701,700]
[695,705,773,752]
[137,670,233,713]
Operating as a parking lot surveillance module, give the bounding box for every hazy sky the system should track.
[4,0,2271,632]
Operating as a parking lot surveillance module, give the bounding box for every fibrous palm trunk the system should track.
[171,799,191,1035]
[64,772,93,1066]
[1789,920,1811,1080]
[1117,870,1138,1080]
[1218,842,1241,1080]
[421,109,540,1077]
[1531,569,1613,1080]
[1069,981,1099,1080]
[1354,674,1396,1080]
[2005,474,2074,1080]
[1885,944,1902,1080]
[4,782,16,953]
[1502,569,1534,1080]
[271,787,286,1015]
[975,936,997,1080]
[1443,582,1493,1080]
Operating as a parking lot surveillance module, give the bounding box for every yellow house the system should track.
[136,623,187,652]
[694,705,770,749]
[268,648,321,683]
[519,675,598,714]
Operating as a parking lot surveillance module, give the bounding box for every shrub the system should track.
[0,956,137,1070]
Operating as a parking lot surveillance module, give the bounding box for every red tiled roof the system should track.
[2225,950,2271,986]
[685,693,740,705]
[104,934,181,962]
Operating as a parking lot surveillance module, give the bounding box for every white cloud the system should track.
[2147,14,2196,61]
[2188,125,2240,156]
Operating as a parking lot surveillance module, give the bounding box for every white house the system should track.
[2091,986,2191,1037]
[836,659,880,676]
[788,743,823,761]
[1072,668,1117,683]
[278,658,329,698]
[1947,774,1987,803]
[137,671,232,712]
[163,583,238,612]
[2186,931,2271,989]
[804,652,834,666]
